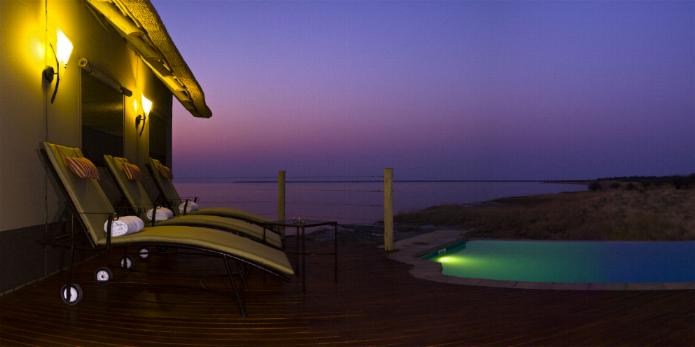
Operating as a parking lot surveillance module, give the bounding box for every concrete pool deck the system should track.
[388,229,695,290]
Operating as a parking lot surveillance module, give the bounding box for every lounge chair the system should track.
[146,157,272,226]
[104,155,282,248]
[42,142,294,316]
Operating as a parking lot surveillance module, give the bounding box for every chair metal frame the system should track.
[41,149,290,317]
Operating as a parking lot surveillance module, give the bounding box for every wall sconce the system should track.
[136,95,153,136]
[43,30,73,104]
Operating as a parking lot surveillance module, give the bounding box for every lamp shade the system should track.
[56,30,73,66]
[141,95,153,116]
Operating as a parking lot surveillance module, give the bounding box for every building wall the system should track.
[0,0,173,293]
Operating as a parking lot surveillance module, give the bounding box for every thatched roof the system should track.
[87,0,212,118]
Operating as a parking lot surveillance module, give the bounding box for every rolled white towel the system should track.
[145,207,174,221]
[178,201,200,214]
[103,216,144,237]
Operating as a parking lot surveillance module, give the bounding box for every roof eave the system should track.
[86,0,212,118]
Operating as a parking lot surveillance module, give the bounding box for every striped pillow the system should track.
[65,157,99,180]
[122,163,142,181]
[157,163,172,179]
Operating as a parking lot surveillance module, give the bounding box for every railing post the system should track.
[384,168,394,251]
[277,170,286,221]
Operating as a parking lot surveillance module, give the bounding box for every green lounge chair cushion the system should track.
[148,158,184,206]
[105,155,281,247]
[43,142,293,276]
[44,143,116,244]
[157,215,282,248]
[189,207,271,225]
[104,155,155,214]
[105,225,292,275]
[146,158,272,225]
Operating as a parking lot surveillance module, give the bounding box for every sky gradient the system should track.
[152,0,695,180]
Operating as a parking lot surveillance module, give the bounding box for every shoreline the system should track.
[395,185,695,241]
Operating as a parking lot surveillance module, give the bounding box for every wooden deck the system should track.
[0,231,693,346]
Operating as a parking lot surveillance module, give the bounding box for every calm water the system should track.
[427,240,695,284]
[175,181,583,224]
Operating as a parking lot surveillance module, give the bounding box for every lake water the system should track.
[175,181,584,224]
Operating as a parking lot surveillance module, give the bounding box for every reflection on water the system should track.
[175,181,584,224]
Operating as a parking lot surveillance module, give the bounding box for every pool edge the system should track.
[388,229,695,291]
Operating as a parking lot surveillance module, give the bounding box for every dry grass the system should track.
[395,187,695,240]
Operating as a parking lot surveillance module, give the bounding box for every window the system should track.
[81,70,124,166]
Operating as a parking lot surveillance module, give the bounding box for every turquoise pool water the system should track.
[426,240,695,284]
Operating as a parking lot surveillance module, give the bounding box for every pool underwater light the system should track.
[437,256,464,264]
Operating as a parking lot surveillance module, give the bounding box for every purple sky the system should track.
[152,0,694,180]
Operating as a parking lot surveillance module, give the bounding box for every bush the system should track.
[588,181,601,191]
[610,182,621,190]
[673,177,688,189]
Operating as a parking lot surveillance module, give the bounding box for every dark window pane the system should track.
[81,70,123,166]
[149,112,168,165]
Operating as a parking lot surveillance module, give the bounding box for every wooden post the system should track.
[384,168,394,251]
[277,170,286,221]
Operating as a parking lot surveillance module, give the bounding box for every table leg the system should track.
[301,225,306,294]
[334,223,338,283]
[295,225,300,276]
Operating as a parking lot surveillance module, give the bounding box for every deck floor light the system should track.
[43,30,73,103]
[136,95,153,136]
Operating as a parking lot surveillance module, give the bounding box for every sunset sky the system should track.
[152,0,694,180]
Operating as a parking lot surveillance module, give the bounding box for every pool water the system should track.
[426,240,695,284]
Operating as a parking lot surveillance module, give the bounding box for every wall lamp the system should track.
[136,95,153,136]
[43,30,73,104]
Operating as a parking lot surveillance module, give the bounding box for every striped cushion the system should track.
[122,162,142,181]
[157,162,172,179]
[65,157,99,180]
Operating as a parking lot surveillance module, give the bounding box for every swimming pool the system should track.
[425,240,695,285]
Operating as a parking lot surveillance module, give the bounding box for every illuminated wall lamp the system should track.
[43,30,73,104]
[136,95,153,136]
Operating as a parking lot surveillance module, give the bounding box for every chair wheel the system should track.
[95,267,112,283]
[60,283,83,305]
[120,255,134,270]
[138,247,150,259]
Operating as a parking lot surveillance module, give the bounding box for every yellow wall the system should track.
[0,0,173,232]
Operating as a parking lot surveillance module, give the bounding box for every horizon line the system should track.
[172,178,589,183]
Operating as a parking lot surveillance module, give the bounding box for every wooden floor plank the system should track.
[0,232,693,346]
